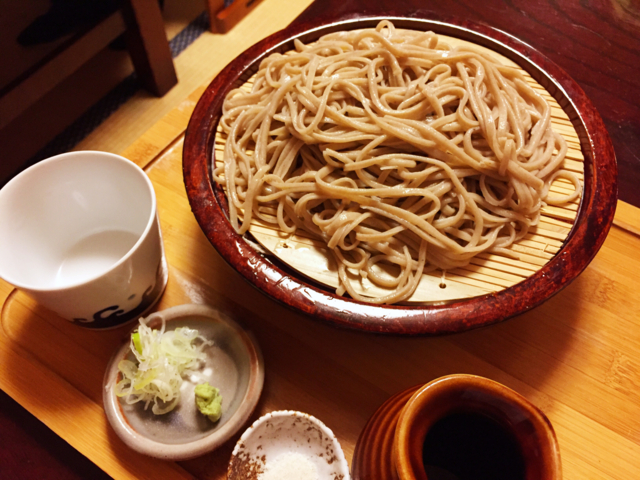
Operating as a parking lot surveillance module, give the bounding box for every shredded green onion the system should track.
[114,316,212,415]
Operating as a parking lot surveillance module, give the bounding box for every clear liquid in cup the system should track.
[55,230,139,286]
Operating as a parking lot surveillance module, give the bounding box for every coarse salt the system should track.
[260,452,319,480]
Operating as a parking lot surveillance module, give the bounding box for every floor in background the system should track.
[0,0,65,91]
[31,9,211,167]
[0,0,205,185]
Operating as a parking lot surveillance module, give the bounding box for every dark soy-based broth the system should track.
[422,412,526,480]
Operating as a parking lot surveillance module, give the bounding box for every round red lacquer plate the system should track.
[183,16,617,335]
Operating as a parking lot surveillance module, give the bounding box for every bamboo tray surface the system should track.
[183,16,616,335]
[0,75,639,480]
[212,32,584,303]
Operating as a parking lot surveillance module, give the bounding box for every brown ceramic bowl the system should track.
[352,375,561,480]
[183,15,617,335]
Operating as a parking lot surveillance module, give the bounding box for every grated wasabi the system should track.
[195,382,223,422]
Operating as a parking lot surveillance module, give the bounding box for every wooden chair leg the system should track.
[205,0,225,32]
[120,0,178,96]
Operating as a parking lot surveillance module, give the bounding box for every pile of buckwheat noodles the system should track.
[214,20,582,304]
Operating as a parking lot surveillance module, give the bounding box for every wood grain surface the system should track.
[2,0,640,478]
[0,83,639,480]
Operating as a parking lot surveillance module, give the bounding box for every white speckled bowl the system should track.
[103,304,264,460]
[228,410,350,479]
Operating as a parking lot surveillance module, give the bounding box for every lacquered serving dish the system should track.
[183,17,616,335]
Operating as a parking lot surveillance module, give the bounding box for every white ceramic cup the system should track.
[0,151,168,328]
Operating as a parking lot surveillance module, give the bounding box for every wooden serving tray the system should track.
[1,84,640,479]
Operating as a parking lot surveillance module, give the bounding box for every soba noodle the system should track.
[214,21,581,304]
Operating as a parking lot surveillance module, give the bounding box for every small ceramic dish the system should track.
[352,374,561,480]
[227,410,350,479]
[103,304,264,460]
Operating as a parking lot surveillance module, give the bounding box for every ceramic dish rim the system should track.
[228,409,350,477]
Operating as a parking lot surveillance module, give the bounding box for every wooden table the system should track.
[2,0,640,478]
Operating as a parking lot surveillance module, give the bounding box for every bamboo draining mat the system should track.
[213,33,583,303]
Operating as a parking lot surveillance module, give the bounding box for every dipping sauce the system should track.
[422,412,525,480]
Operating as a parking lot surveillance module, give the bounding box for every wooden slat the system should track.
[613,201,640,237]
